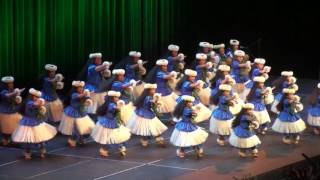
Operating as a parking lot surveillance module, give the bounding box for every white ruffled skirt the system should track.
[45,99,64,122]
[133,82,145,99]
[170,127,208,147]
[229,97,244,115]
[264,94,275,105]
[229,131,261,149]
[271,100,280,114]
[58,114,95,135]
[127,113,167,136]
[209,117,234,135]
[272,119,306,134]
[12,122,57,143]
[158,92,177,113]
[86,92,107,114]
[307,114,320,127]
[199,87,211,106]
[242,87,251,102]
[0,112,22,134]
[253,109,271,125]
[193,103,211,123]
[168,77,181,91]
[91,123,131,145]
[120,102,135,125]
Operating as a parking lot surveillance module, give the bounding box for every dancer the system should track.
[210,84,236,146]
[271,71,298,113]
[208,51,219,71]
[272,88,306,144]
[167,44,185,73]
[91,91,131,157]
[229,103,261,158]
[41,64,64,123]
[166,44,185,90]
[231,50,251,100]
[124,51,147,98]
[243,58,271,101]
[127,83,167,147]
[146,59,178,123]
[84,52,111,114]
[209,65,236,110]
[246,76,274,134]
[226,39,240,58]
[111,69,135,125]
[198,42,212,55]
[59,81,95,147]
[176,69,211,123]
[195,53,214,106]
[11,88,57,159]
[213,43,228,65]
[0,76,23,145]
[307,83,320,135]
[170,95,208,158]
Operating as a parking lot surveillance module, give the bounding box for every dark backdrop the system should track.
[0,0,319,88]
[173,0,319,79]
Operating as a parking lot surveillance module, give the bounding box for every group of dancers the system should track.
[0,39,319,160]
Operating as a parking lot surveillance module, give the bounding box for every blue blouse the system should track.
[179,81,200,105]
[41,77,58,101]
[246,68,263,88]
[85,64,103,92]
[125,62,142,81]
[212,95,234,120]
[248,88,266,111]
[0,89,20,113]
[225,48,233,58]
[167,56,174,72]
[275,81,292,101]
[156,70,172,96]
[20,100,43,126]
[233,114,257,138]
[135,96,156,119]
[111,80,132,104]
[308,96,320,117]
[175,107,198,132]
[231,60,250,83]
[278,99,302,122]
[64,92,89,118]
[97,102,119,129]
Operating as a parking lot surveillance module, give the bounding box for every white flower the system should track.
[206,62,213,69]
[170,71,177,78]
[55,74,64,82]
[153,93,161,102]
[117,100,125,108]
[14,88,20,96]
[137,60,143,65]
[103,61,112,68]
[56,82,64,90]
[102,69,111,78]
[39,106,47,115]
[15,96,22,104]
[36,98,45,106]
[157,101,164,107]
[84,89,90,97]
[178,53,185,61]
[129,79,137,86]
[84,99,93,106]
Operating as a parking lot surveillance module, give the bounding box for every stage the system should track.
[0,78,319,180]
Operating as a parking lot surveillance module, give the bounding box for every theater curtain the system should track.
[0,0,182,83]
